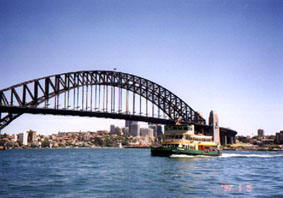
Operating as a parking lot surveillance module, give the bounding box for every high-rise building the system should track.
[110,125,122,135]
[125,120,138,128]
[110,125,116,134]
[12,134,18,142]
[275,131,283,144]
[27,130,37,143]
[257,129,264,139]
[209,110,220,145]
[18,132,28,145]
[140,128,154,137]
[131,123,140,136]
[125,120,140,136]
[149,124,163,137]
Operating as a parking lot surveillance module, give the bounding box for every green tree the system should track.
[237,136,249,143]
[41,138,50,147]
[92,137,104,146]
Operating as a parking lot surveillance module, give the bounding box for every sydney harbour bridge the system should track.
[0,70,236,144]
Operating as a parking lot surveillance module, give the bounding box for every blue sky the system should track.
[0,0,282,135]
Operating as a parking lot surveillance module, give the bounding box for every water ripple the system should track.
[0,149,282,197]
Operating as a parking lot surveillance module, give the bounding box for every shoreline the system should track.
[1,147,283,152]
[0,146,152,150]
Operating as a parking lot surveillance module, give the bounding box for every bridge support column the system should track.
[209,111,220,145]
[228,136,232,144]
[230,136,235,144]
[224,135,227,145]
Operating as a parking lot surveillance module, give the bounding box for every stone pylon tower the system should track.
[209,110,220,145]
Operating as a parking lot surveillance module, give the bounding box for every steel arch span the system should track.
[0,70,206,130]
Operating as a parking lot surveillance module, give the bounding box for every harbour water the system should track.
[1,149,282,198]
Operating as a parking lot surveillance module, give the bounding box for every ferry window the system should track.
[184,126,188,130]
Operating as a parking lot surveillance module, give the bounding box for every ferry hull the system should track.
[151,147,221,157]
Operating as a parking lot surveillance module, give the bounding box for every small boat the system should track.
[151,124,221,157]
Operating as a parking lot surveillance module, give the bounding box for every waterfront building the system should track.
[140,128,154,137]
[257,129,264,139]
[275,131,283,144]
[209,110,220,145]
[110,125,116,134]
[131,123,140,136]
[130,122,140,136]
[125,120,137,128]
[109,125,122,135]
[18,132,28,145]
[58,132,66,137]
[12,134,18,142]
[27,130,37,143]
[149,124,163,137]
[156,125,163,136]
[125,120,140,136]
[261,138,275,145]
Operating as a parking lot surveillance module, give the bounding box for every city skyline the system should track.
[0,0,282,135]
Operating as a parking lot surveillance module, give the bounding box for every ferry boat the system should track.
[151,124,221,157]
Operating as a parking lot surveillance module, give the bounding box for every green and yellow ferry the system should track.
[151,124,221,157]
